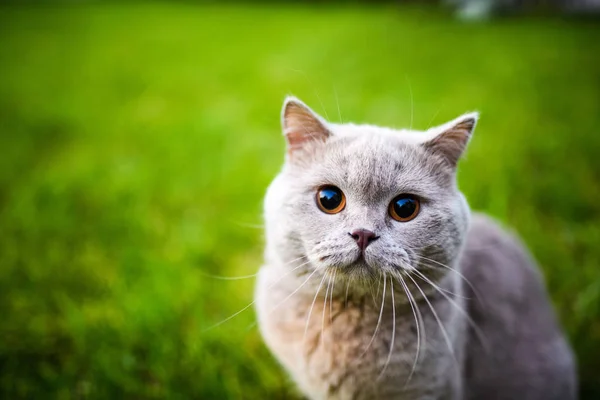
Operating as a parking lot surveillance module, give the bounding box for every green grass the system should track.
[0,2,599,398]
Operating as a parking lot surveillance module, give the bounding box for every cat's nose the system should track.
[349,229,379,252]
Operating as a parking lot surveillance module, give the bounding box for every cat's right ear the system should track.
[281,96,331,155]
[422,112,478,167]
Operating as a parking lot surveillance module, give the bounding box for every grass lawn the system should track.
[0,2,599,398]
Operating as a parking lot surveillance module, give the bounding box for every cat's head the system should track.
[264,96,476,285]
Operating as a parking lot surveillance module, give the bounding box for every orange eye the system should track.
[316,186,346,214]
[389,194,420,222]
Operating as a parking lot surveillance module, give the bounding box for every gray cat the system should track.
[255,97,576,400]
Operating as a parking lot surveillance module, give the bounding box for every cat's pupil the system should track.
[319,187,342,210]
[393,197,417,218]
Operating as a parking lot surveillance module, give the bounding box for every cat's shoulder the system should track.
[462,212,545,296]
[466,212,527,254]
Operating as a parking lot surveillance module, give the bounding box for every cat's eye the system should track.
[316,185,346,214]
[389,194,420,222]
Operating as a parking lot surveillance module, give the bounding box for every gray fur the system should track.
[255,97,576,400]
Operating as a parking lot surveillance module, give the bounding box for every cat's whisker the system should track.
[405,74,414,131]
[284,255,312,265]
[344,277,351,308]
[395,271,423,387]
[378,274,395,380]
[405,272,459,368]
[243,259,320,331]
[256,260,319,319]
[202,298,257,333]
[426,107,442,130]
[329,269,336,326]
[407,264,471,300]
[266,258,313,285]
[412,254,481,302]
[199,272,259,281]
[199,256,307,281]
[321,271,333,346]
[359,272,386,359]
[407,243,503,253]
[289,67,330,120]
[333,86,343,123]
[368,278,378,307]
[411,268,460,300]
[267,260,319,310]
[304,270,329,343]
[376,275,383,297]
[411,269,489,351]
[206,259,314,332]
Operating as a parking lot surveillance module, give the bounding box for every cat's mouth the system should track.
[321,248,416,278]
[314,245,414,277]
[339,253,377,275]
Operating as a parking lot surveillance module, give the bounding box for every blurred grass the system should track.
[0,2,599,398]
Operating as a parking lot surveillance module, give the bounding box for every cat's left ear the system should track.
[423,112,478,167]
[281,96,331,155]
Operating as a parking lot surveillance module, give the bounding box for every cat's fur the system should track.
[255,97,576,400]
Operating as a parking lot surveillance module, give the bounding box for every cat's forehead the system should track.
[308,128,452,202]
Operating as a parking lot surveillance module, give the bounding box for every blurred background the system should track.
[0,0,599,398]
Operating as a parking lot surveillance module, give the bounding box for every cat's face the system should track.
[264,97,476,283]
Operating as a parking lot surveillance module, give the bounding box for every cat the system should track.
[255,96,576,400]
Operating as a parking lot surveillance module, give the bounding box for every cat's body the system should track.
[255,97,576,400]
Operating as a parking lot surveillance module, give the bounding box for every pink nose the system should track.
[349,229,379,251]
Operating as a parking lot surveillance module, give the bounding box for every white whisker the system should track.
[376,275,383,297]
[201,255,307,281]
[289,68,330,120]
[267,261,319,313]
[206,259,313,332]
[333,86,343,123]
[413,254,481,301]
[405,74,414,131]
[426,108,442,130]
[368,279,378,307]
[245,259,329,332]
[405,272,458,367]
[396,272,422,386]
[321,271,333,346]
[329,269,337,325]
[202,299,257,332]
[412,269,488,351]
[360,273,386,358]
[408,264,470,300]
[379,275,395,380]
[304,271,329,342]
[199,272,259,281]
[344,277,351,308]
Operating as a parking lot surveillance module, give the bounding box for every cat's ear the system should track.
[423,112,478,167]
[281,96,331,155]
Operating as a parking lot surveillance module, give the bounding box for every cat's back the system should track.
[461,213,576,400]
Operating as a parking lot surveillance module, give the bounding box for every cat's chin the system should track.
[329,257,381,279]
